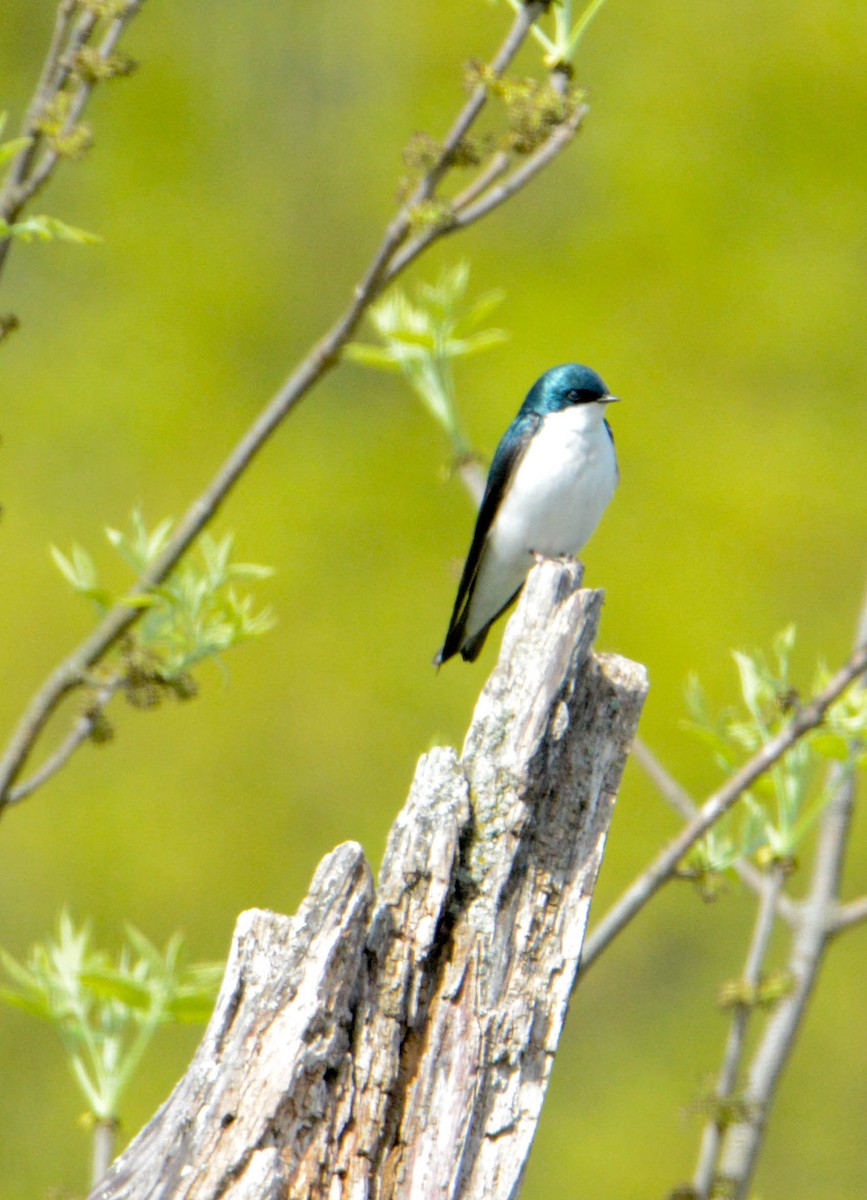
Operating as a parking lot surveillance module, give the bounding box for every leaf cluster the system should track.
[467,61,584,156]
[0,112,100,247]
[34,93,93,160]
[717,970,793,1013]
[0,212,99,245]
[69,48,138,86]
[400,2,592,205]
[346,263,508,460]
[0,911,222,1122]
[402,131,487,180]
[683,626,867,884]
[52,510,276,693]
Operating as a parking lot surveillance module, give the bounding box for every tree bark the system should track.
[90,561,648,1200]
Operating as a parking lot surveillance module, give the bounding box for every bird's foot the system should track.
[529,550,581,566]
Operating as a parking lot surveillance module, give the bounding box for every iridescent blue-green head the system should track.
[519,363,617,417]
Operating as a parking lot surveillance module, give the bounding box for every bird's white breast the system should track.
[465,403,617,639]
[494,403,617,557]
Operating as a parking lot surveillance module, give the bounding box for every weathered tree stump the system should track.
[91,561,648,1199]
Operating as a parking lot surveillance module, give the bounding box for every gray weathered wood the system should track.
[90,561,648,1200]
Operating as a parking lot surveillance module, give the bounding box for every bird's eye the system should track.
[564,387,602,404]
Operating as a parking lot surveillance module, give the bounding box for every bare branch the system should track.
[831,893,867,936]
[417,0,546,202]
[828,577,867,945]
[5,678,120,807]
[631,735,696,821]
[692,864,788,1198]
[711,578,867,1198]
[0,1,82,209]
[715,765,857,1198]
[385,101,589,281]
[452,150,511,212]
[0,2,146,281]
[632,737,800,926]
[580,639,867,971]
[10,6,142,207]
[451,101,589,227]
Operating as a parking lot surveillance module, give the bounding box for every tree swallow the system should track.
[435,362,620,665]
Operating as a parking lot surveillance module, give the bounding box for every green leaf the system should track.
[122,925,164,972]
[165,992,217,1023]
[773,624,797,675]
[72,543,97,588]
[50,542,100,592]
[79,970,154,1012]
[79,586,114,610]
[120,592,161,609]
[0,913,224,1126]
[447,328,510,358]
[0,986,53,1020]
[148,585,177,604]
[386,327,437,350]
[58,511,275,681]
[455,288,506,332]
[146,516,175,560]
[750,773,778,801]
[0,135,32,168]
[50,544,82,588]
[681,721,738,768]
[227,562,275,581]
[732,650,768,723]
[809,732,853,762]
[344,343,402,370]
[0,945,41,992]
[4,214,101,244]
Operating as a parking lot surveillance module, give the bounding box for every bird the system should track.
[435,362,620,666]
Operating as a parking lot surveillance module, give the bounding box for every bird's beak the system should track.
[601,394,621,405]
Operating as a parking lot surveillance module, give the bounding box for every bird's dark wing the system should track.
[604,418,619,483]
[435,411,541,666]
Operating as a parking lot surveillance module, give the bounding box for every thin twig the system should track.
[632,736,800,926]
[824,576,867,944]
[416,0,545,204]
[0,4,552,812]
[91,1119,117,1189]
[692,864,787,1198]
[9,5,144,213]
[5,679,120,807]
[631,736,696,820]
[715,765,856,1199]
[831,894,867,935]
[452,150,511,212]
[452,101,589,227]
[0,1,79,211]
[710,580,867,1198]
[580,639,867,971]
[0,1,146,279]
[385,100,589,281]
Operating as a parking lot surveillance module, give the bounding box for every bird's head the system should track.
[521,363,619,416]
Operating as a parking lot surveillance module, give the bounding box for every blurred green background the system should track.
[2,2,866,1196]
